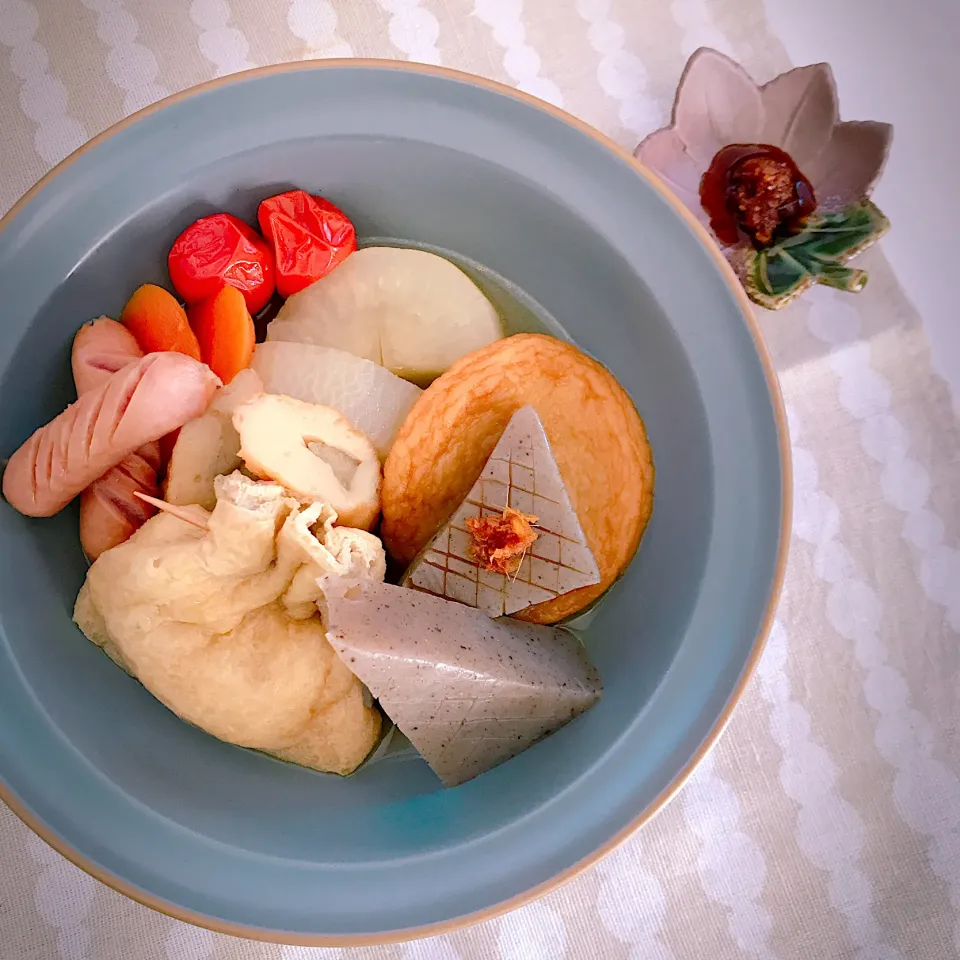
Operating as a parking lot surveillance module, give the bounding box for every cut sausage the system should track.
[79,442,164,560]
[72,317,163,559]
[3,351,219,518]
[71,317,144,394]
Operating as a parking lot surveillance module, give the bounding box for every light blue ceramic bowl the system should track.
[0,62,789,944]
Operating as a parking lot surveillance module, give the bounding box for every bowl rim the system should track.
[0,58,792,946]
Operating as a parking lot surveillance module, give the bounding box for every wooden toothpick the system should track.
[134,491,210,531]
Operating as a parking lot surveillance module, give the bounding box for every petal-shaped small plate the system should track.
[636,47,892,309]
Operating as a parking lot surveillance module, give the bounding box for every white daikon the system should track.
[266,247,503,386]
[251,341,421,458]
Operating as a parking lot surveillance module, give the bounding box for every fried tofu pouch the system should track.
[73,472,383,775]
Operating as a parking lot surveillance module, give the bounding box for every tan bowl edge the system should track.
[0,58,793,948]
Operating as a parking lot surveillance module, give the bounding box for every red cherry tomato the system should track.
[168,213,276,315]
[257,190,357,299]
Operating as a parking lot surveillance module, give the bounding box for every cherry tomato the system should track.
[257,190,356,299]
[168,213,276,315]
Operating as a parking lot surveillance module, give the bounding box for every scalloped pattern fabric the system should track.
[1,2,958,958]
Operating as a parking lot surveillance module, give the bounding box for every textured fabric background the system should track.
[1,1,959,958]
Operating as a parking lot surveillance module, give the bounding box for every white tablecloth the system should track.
[2,1,959,958]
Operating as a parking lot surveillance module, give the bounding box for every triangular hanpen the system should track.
[402,405,601,617]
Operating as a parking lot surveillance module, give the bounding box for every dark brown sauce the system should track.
[699,143,816,248]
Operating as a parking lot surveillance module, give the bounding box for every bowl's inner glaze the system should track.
[1,134,709,843]
[0,66,782,937]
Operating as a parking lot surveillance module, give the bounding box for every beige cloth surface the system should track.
[1,1,959,958]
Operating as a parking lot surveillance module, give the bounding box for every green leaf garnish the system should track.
[742,200,889,309]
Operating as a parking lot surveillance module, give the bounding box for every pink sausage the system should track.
[3,351,219,518]
[71,317,145,395]
[79,443,163,561]
[72,318,163,559]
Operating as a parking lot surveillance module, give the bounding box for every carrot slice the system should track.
[120,284,202,360]
[188,285,255,384]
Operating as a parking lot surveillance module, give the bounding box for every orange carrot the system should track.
[120,284,201,360]
[188,285,255,384]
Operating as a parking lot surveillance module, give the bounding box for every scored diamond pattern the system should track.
[404,406,601,616]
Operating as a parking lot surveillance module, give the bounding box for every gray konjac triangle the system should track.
[319,576,602,787]
[402,405,601,617]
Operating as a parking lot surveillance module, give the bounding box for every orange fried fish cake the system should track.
[382,334,655,623]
